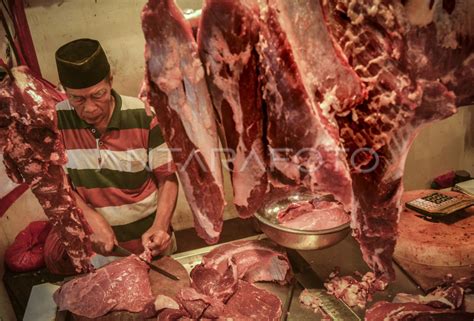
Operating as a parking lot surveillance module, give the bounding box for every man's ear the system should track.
[109,73,114,85]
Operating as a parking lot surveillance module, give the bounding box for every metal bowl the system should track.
[255,192,350,250]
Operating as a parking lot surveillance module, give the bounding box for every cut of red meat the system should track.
[277,199,350,230]
[394,284,465,310]
[198,0,267,218]
[0,64,92,272]
[44,225,76,275]
[202,240,292,284]
[157,308,190,321]
[141,0,473,284]
[320,0,472,280]
[221,281,282,321]
[190,261,238,302]
[141,0,225,244]
[167,241,286,320]
[4,220,51,272]
[365,301,474,321]
[177,287,225,319]
[256,0,367,211]
[54,255,154,318]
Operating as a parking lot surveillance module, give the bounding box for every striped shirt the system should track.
[56,90,175,226]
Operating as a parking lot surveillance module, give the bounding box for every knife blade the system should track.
[112,245,180,281]
[287,249,360,321]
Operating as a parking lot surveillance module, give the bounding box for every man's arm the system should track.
[141,173,179,256]
[72,190,117,255]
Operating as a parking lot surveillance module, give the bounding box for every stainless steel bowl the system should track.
[255,192,350,250]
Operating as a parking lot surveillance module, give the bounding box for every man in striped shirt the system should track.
[55,38,178,256]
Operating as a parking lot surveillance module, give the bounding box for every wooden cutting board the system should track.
[69,256,190,321]
[394,189,474,289]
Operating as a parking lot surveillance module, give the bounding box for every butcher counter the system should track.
[4,216,427,321]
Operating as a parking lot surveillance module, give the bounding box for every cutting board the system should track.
[66,256,190,321]
[394,189,474,290]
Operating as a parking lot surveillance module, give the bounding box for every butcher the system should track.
[54,38,178,257]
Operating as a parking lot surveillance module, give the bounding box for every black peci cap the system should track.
[55,38,110,89]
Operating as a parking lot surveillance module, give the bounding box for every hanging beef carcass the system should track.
[140,0,472,281]
[141,0,225,244]
[198,0,268,218]
[257,0,367,211]
[321,0,473,280]
[0,64,93,272]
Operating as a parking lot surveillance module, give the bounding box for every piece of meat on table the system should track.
[365,301,474,321]
[177,286,226,319]
[150,256,191,312]
[202,239,292,284]
[157,308,190,321]
[220,280,282,321]
[0,64,92,273]
[277,199,350,230]
[198,0,268,219]
[323,271,387,309]
[393,282,467,310]
[321,0,474,281]
[141,0,225,244]
[190,261,238,302]
[54,255,154,319]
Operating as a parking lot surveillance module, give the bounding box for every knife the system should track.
[287,249,360,321]
[112,245,180,281]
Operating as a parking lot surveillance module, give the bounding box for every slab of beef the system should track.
[158,240,287,320]
[168,263,237,319]
[150,256,191,312]
[198,0,267,218]
[174,266,281,320]
[202,239,292,284]
[393,282,466,310]
[220,280,282,321]
[321,0,473,280]
[256,0,368,211]
[277,199,350,230]
[54,255,154,319]
[190,261,238,302]
[141,0,225,244]
[365,301,474,321]
[0,64,92,272]
[177,286,226,319]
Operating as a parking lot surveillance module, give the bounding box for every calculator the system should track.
[405,192,474,217]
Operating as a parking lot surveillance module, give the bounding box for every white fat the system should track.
[11,69,36,92]
[154,295,179,311]
[26,89,43,104]
[405,0,435,26]
[319,86,339,120]
[232,142,266,207]
[367,0,382,16]
[150,38,224,187]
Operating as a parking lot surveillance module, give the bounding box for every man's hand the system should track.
[142,225,171,256]
[87,211,117,255]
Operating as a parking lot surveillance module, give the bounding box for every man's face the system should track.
[65,76,113,127]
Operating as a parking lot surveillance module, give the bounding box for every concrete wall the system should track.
[24,0,203,97]
[404,106,474,190]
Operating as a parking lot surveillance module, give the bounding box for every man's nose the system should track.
[83,98,97,112]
